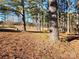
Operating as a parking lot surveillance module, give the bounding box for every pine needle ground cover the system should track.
[0,32,79,59]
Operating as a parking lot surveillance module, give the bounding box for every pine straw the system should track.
[0,32,79,59]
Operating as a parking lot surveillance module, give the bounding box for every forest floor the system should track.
[0,32,79,59]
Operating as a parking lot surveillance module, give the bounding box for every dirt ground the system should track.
[0,32,79,59]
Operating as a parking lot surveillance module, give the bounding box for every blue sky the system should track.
[0,0,78,22]
[67,0,77,13]
[57,0,77,13]
[0,0,48,22]
[0,13,5,21]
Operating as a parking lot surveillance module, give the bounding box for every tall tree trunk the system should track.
[38,13,41,31]
[35,15,39,31]
[21,0,26,31]
[67,13,70,34]
[49,0,59,41]
[41,12,43,31]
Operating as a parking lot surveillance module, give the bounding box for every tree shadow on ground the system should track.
[27,31,46,33]
[0,28,49,33]
[0,28,21,32]
[66,34,79,42]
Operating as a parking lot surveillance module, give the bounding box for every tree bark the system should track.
[67,13,70,34]
[49,0,59,41]
[21,0,26,31]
